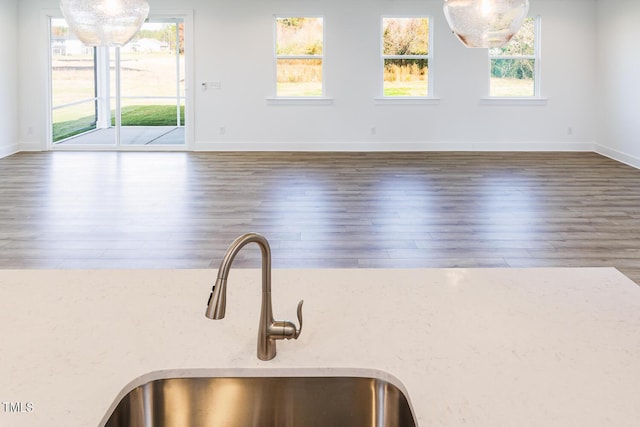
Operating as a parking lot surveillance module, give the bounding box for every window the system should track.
[382,17,431,97]
[275,17,324,97]
[489,17,540,97]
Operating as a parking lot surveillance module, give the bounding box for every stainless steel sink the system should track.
[103,376,417,427]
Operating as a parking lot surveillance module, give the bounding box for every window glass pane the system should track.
[51,18,96,107]
[383,18,429,56]
[490,59,535,96]
[277,58,323,96]
[276,17,323,56]
[51,17,97,143]
[489,17,535,57]
[383,59,428,96]
[120,22,183,99]
[117,21,185,129]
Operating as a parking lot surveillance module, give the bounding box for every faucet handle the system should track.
[273,300,304,341]
[294,299,304,339]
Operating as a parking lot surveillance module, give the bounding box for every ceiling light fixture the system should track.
[60,0,150,47]
[443,0,530,48]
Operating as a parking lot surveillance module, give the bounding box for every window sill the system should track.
[480,97,548,106]
[266,97,334,106]
[374,97,441,105]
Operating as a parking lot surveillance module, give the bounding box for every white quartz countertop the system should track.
[1,268,640,426]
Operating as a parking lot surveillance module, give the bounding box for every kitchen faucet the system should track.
[205,232,303,361]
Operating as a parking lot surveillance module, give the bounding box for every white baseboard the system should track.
[14,140,640,172]
[595,143,640,170]
[17,142,44,152]
[194,140,595,152]
[0,143,19,159]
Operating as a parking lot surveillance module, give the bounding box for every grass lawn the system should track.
[52,118,96,142]
[490,77,534,97]
[114,105,184,126]
[277,82,323,97]
[383,80,428,97]
[53,105,184,142]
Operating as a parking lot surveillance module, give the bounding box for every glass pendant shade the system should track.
[443,0,530,48]
[60,0,150,47]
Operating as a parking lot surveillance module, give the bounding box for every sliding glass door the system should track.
[113,19,185,146]
[50,17,186,148]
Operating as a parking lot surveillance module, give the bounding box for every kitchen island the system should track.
[1,268,639,426]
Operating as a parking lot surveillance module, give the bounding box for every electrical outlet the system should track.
[371,127,376,135]
[567,126,574,136]
[219,126,226,135]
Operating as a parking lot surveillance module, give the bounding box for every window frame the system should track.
[380,15,434,99]
[487,15,542,99]
[273,15,326,99]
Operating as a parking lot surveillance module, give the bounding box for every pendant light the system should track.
[443,0,530,48]
[60,0,150,47]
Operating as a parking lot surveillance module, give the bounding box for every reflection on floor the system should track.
[57,126,184,146]
[0,151,639,285]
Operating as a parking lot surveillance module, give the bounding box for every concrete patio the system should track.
[56,126,185,146]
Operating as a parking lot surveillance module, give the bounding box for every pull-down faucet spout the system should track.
[205,233,303,361]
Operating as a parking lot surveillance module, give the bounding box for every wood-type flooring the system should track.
[1,151,639,284]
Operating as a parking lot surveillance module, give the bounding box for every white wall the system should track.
[17,0,49,152]
[17,0,598,151]
[0,0,18,157]
[595,0,640,169]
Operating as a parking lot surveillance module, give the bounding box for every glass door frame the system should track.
[46,10,194,151]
